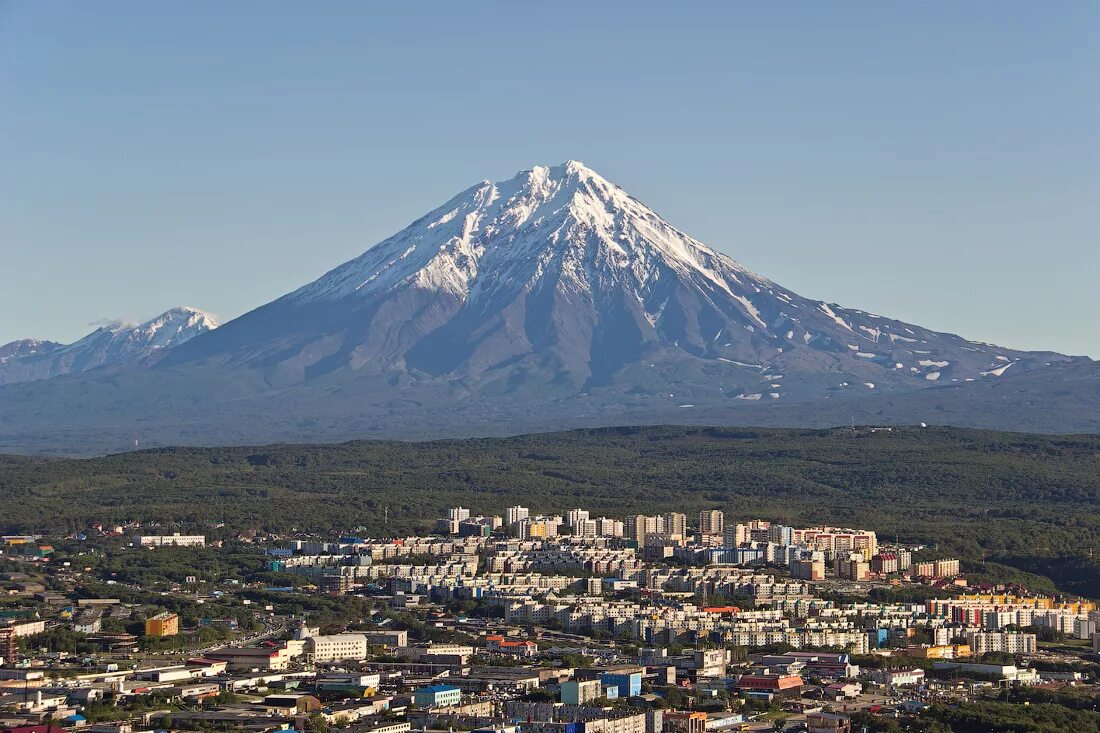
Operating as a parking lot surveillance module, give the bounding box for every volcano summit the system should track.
[0,162,1093,452]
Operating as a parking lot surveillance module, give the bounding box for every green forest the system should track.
[1,425,1098,596]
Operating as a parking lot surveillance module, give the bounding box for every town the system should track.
[1,505,1098,733]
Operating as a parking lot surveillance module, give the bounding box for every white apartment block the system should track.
[566,509,591,527]
[505,506,530,525]
[966,631,1037,655]
[306,634,369,663]
[134,533,206,547]
[596,518,624,537]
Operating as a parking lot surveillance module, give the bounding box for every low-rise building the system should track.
[412,684,462,708]
[561,679,604,705]
[932,662,1040,684]
[134,533,206,547]
[205,644,293,671]
[305,633,368,663]
[664,711,707,733]
[869,668,925,687]
[363,629,408,648]
[807,712,851,733]
[736,674,803,700]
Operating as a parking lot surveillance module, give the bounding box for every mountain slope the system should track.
[0,162,1093,453]
[164,162,1077,397]
[0,307,219,386]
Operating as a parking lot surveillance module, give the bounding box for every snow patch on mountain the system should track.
[288,161,771,310]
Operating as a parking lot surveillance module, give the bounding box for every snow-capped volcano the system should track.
[168,161,1073,395]
[287,160,764,308]
[0,306,218,386]
[0,162,1092,452]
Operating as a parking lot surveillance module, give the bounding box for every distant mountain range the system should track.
[0,307,218,386]
[1,162,1096,454]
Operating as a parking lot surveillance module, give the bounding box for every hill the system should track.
[1,424,1098,596]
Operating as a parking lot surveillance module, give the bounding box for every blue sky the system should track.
[2,2,1097,355]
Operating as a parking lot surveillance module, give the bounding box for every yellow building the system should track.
[145,612,180,637]
[526,520,557,539]
[901,644,971,659]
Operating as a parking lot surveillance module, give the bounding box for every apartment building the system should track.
[966,631,1037,655]
[698,510,724,536]
[790,552,825,581]
[837,553,869,581]
[306,633,369,663]
[914,559,960,579]
[505,506,530,525]
[597,518,625,537]
[792,527,877,560]
[628,515,665,548]
[134,533,206,547]
[561,679,604,704]
[145,612,180,637]
[664,513,688,537]
[573,519,599,538]
[566,509,591,528]
[871,553,899,574]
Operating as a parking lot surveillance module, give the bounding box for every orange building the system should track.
[664,711,708,733]
[145,612,180,637]
[737,673,804,699]
[900,644,971,659]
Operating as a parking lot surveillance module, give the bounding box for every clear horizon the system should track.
[2,2,1097,356]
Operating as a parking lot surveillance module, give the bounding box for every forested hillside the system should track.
[2,425,1098,596]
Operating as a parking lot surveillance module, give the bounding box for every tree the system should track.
[664,686,685,709]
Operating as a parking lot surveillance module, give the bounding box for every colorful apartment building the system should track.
[144,612,180,637]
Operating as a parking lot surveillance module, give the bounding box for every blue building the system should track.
[599,671,642,698]
[869,629,890,648]
[413,684,462,708]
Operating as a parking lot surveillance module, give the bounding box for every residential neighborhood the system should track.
[0,507,1096,733]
